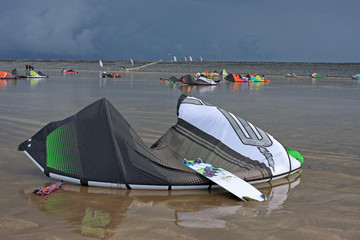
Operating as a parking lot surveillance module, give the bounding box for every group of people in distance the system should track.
[25,64,35,75]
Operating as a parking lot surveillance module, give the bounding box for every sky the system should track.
[0,0,359,62]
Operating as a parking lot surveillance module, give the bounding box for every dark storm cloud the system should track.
[0,0,359,62]
[0,0,102,59]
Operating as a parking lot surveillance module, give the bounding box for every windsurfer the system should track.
[130,57,135,67]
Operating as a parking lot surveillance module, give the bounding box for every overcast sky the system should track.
[0,0,359,62]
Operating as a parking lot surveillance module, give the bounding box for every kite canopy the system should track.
[101,72,121,78]
[18,95,303,189]
[284,73,299,78]
[0,71,16,79]
[62,69,78,74]
[180,74,217,85]
[351,74,360,80]
[159,76,181,83]
[225,73,248,82]
[311,73,323,78]
[247,74,269,82]
[28,70,48,78]
[12,69,27,78]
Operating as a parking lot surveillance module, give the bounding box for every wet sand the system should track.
[0,65,359,239]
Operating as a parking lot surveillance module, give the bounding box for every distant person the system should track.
[25,65,28,75]
[31,65,34,70]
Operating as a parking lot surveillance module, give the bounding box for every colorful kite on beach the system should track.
[311,73,323,78]
[0,71,16,79]
[284,73,299,78]
[352,74,360,80]
[180,74,217,85]
[18,94,303,193]
[159,74,217,85]
[225,73,249,82]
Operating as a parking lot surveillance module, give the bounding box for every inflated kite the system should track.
[18,94,303,190]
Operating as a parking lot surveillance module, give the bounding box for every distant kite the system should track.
[130,57,135,67]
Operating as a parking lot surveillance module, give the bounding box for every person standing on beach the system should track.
[25,65,28,75]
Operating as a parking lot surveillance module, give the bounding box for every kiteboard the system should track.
[184,159,266,201]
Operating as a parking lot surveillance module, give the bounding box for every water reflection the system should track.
[229,82,246,91]
[159,81,217,95]
[29,78,46,88]
[21,171,301,239]
[0,78,46,89]
[179,85,217,95]
[176,172,301,228]
[223,81,270,93]
[0,79,19,89]
[82,208,110,238]
[159,80,270,96]
[248,81,270,92]
[1,79,11,89]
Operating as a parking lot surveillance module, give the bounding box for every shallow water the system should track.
[0,71,359,239]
